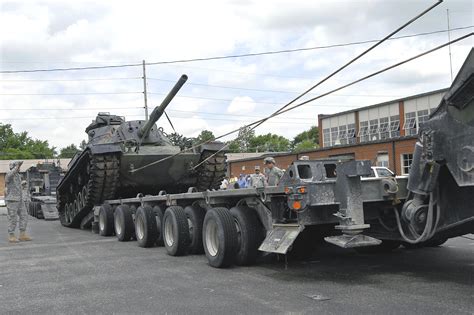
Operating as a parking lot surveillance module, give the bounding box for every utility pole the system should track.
[142,60,149,119]
[447,9,453,83]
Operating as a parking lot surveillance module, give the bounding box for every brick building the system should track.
[228,88,447,177]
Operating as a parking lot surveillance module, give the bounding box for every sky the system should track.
[0,0,472,151]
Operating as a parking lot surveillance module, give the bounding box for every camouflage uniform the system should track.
[265,166,284,186]
[5,161,28,234]
[249,173,266,188]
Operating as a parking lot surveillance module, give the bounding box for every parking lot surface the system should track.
[0,214,472,314]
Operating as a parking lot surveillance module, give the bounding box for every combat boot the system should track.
[19,231,32,241]
[8,234,18,243]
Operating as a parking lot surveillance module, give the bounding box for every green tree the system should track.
[79,139,88,150]
[59,144,80,158]
[293,139,318,152]
[292,126,319,147]
[229,126,255,153]
[195,130,215,144]
[249,133,291,152]
[168,132,194,150]
[0,123,56,159]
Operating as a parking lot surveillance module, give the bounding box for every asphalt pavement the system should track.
[0,213,472,314]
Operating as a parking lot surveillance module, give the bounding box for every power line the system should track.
[0,92,141,95]
[1,25,471,74]
[1,115,315,125]
[0,77,141,82]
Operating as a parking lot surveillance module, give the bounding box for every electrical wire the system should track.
[0,24,470,74]
[130,11,468,175]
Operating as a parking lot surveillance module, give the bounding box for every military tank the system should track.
[56,75,227,228]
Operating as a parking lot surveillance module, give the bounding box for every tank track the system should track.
[196,151,227,191]
[57,151,119,228]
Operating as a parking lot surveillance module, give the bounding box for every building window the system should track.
[359,121,369,142]
[347,123,356,144]
[323,128,330,147]
[404,112,417,136]
[330,127,338,146]
[390,115,400,138]
[369,119,379,141]
[417,109,429,130]
[401,153,413,175]
[379,117,390,140]
[338,125,347,145]
[377,153,389,168]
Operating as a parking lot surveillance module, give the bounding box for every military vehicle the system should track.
[56,75,227,228]
[84,50,472,268]
[25,162,63,220]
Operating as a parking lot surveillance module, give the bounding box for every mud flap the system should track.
[324,234,381,248]
[258,224,305,254]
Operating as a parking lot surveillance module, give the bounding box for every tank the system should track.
[56,75,227,228]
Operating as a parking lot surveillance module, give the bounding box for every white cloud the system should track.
[0,0,472,151]
[227,96,257,114]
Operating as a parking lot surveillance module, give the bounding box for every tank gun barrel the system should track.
[138,74,188,138]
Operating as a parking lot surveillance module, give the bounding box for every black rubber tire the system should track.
[202,207,238,268]
[114,205,134,242]
[36,203,44,219]
[153,205,165,246]
[163,206,190,256]
[91,221,100,234]
[184,205,206,254]
[355,240,401,254]
[99,204,114,236]
[230,206,263,266]
[425,237,448,247]
[135,206,159,248]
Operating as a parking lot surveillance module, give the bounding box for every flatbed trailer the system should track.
[92,159,409,268]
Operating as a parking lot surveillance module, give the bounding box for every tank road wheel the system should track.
[135,206,159,248]
[163,206,190,256]
[230,206,263,266]
[114,205,135,242]
[184,205,206,254]
[153,205,165,246]
[99,204,114,236]
[202,207,238,268]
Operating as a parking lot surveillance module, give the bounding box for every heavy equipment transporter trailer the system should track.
[92,159,410,268]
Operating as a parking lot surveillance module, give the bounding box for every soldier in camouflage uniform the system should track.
[264,157,284,186]
[249,166,266,188]
[5,161,32,243]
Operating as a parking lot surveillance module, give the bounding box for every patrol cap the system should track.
[264,157,276,164]
[254,165,261,170]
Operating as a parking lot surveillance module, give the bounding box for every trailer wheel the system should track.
[135,206,159,248]
[99,204,114,236]
[163,206,190,256]
[203,207,238,268]
[36,203,44,219]
[230,206,263,266]
[114,205,134,242]
[185,205,206,254]
[153,205,165,246]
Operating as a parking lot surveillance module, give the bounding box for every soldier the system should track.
[5,161,32,243]
[249,166,266,188]
[264,157,284,186]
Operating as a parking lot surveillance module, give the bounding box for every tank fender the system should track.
[199,142,227,153]
[89,143,122,155]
